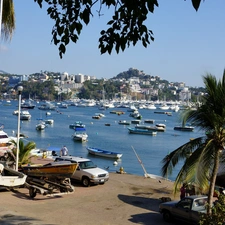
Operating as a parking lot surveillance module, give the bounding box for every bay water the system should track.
[0,100,204,180]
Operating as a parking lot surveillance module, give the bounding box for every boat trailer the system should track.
[25,176,74,198]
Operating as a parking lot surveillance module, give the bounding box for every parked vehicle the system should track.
[159,195,207,224]
[54,156,109,187]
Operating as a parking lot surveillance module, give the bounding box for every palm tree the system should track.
[10,139,36,168]
[0,0,15,40]
[161,70,225,214]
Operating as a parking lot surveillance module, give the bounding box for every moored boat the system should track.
[20,110,32,120]
[72,128,88,142]
[144,119,155,124]
[127,127,157,135]
[118,120,131,125]
[174,126,194,131]
[86,147,123,159]
[135,124,165,132]
[69,121,85,129]
[131,120,141,124]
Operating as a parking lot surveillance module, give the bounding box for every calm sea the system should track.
[0,100,204,180]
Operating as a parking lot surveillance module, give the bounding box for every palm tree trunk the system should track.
[207,150,220,214]
[0,0,3,38]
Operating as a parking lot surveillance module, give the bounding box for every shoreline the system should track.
[0,159,179,225]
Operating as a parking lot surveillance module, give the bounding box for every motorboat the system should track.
[156,123,166,129]
[146,104,157,110]
[69,121,85,129]
[118,120,131,125]
[0,164,27,188]
[21,101,35,109]
[72,128,88,142]
[127,127,157,135]
[22,161,78,178]
[174,126,194,131]
[20,110,32,120]
[36,120,46,130]
[86,147,123,159]
[131,120,141,124]
[30,146,60,159]
[144,119,155,124]
[38,102,56,110]
[0,128,17,147]
[135,124,165,132]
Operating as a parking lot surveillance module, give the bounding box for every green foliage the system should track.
[10,139,36,167]
[199,194,225,225]
[77,80,122,100]
[18,80,57,100]
[161,70,225,214]
[33,0,203,58]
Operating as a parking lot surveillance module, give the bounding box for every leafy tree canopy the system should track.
[34,0,203,58]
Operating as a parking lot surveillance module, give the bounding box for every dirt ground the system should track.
[0,157,180,225]
[0,175,180,224]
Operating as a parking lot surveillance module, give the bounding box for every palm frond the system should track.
[1,0,15,41]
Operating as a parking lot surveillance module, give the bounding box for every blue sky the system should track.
[0,0,224,87]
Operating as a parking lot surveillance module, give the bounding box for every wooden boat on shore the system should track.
[127,127,157,136]
[0,164,27,187]
[86,147,123,159]
[22,161,78,178]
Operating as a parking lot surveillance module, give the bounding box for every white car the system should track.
[54,156,109,187]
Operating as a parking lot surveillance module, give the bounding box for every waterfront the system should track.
[0,100,204,180]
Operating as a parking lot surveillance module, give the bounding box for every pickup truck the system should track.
[159,195,207,224]
[54,156,109,187]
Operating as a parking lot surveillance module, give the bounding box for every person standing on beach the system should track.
[61,145,68,156]
[180,184,186,200]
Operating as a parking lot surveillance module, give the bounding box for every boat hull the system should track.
[0,166,27,187]
[86,147,122,159]
[174,126,194,131]
[128,128,157,135]
[22,162,78,178]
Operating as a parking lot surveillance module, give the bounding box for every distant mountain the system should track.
[0,70,10,74]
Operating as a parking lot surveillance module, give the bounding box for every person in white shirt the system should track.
[60,145,68,156]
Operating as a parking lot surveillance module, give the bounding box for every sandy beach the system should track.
[0,157,179,225]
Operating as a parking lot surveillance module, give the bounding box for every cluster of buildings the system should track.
[0,68,204,102]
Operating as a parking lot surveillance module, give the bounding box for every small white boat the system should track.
[0,128,18,147]
[30,147,60,159]
[20,110,32,120]
[44,119,54,125]
[156,123,166,129]
[0,164,27,188]
[36,121,46,130]
[72,128,88,142]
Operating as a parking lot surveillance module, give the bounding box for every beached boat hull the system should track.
[86,147,122,159]
[22,162,78,178]
[0,165,27,187]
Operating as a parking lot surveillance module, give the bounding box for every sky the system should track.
[0,0,225,88]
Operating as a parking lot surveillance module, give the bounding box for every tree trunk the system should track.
[207,150,220,214]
